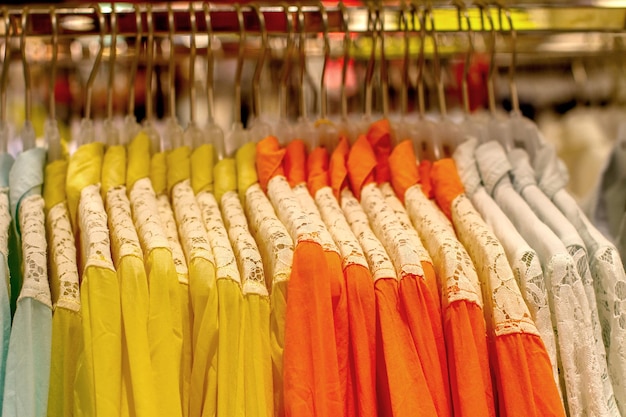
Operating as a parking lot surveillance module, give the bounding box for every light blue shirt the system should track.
[0,152,13,411]
[3,147,52,417]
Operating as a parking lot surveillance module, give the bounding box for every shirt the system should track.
[387,140,495,417]
[0,153,13,411]
[237,142,293,417]
[475,141,614,417]
[508,148,618,415]
[102,145,157,417]
[67,142,121,417]
[215,157,273,417]
[169,144,218,417]
[257,136,343,417]
[127,133,183,417]
[45,158,81,417]
[430,156,565,417]
[453,139,560,395]
[535,143,626,414]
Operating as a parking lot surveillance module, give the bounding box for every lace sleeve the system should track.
[79,184,115,272]
[106,186,143,263]
[157,195,189,283]
[128,177,170,253]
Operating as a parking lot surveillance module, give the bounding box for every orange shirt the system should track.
[257,137,343,417]
[388,141,496,417]
[344,136,438,417]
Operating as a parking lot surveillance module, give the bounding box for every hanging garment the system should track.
[101,144,157,417]
[257,136,344,417]
[127,132,183,417]
[1,153,18,318]
[307,145,377,417]
[346,135,439,417]
[328,136,421,417]
[475,141,613,417]
[430,156,566,417]
[386,140,496,417]
[237,142,292,417]
[152,149,192,417]
[168,142,218,417]
[508,148,619,415]
[215,157,273,417]
[67,141,121,417]
[188,144,245,417]
[367,121,452,417]
[283,140,353,417]
[535,143,626,414]
[45,156,81,417]
[2,146,51,417]
[453,138,560,395]
[0,152,11,413]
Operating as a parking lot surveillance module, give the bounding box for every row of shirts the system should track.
[0,116,622,417]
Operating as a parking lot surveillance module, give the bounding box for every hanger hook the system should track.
[416,4,426,118]
[379,6,388,118]
[319,2,330,120]
[458,5,473,115]
[339,2,350,120]
[429,7,446,118]
[297,5,306,120]
[49,7,58,121]
[107,3,117,121]
[21,7,31,123]
[251,4,267,121]
[364,3,378,119]
[501,7,519,115]
[189,3,197,124]
[279,4,293,121]
[1,7,10,124]
[400,2,410,116]
[128,4,142,118]
[233,4,246,126]
[167,3,177,119]
[481,5,497,115]
[203,3,215,123]
[85,4,105,121]
[145,4,154,121]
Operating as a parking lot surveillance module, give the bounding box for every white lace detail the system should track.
[0,189,9,259]
[129,177,170,252]
[47,202,80,312]
[547,253,617,417]
[451,194,539,337]
[361,183,424,279]
[379,183,433,266]
[79,184,115,272]
[315,187,368,271]
[157,195,189,284]
[340,188,396,281]
[245,184,293,286]
[293,184,339,254]
[171,180,214,265]
[197,190,241,284]
[404,185,483,308]
[17,195,52,308]
[568,244,618,415]
[266,176,335,253]
[221,191,267,296]
[106,186,143,262]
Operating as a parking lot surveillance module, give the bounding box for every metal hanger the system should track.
[143,4,161,154]
[363,3,378,123]
[123,4,142,144]
[163,3,184,151]
[80,4,105,146]
[183,3,204,150]
[46,6,62,161]
[20,7,35,151]
[225,3,247,158]
[275,3,294,146]
[296,4,317,150]
[203,3,225,151]
[0,7,11,154]
[248,3,272,143]
[104,3,119,147]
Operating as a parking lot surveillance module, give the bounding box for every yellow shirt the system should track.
[102,145,157,417]
[44,159,81,417]
[216,158,273,417]
[168,145,218,417]
[67,143,121,417]
[127,133,182,417]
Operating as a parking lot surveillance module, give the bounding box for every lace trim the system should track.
[293,184,339,254]
[361,183,424,279]
[245,184,293,286]
[404,185,482,308]
[221,191,267,295]
[0,189,9,259]
[267,176,333,252]
[197,190,241,284]
[451,194,539,337]
[315,187,368,270]
[17,195,52,308]
[340,188,396,281]
[157,195,189,284]
[106,186,143,262]
[171,180,214,265]
[47,202,80,311]
[79,184,115,272]
[379,183,433,266]
[129,177,170,252]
